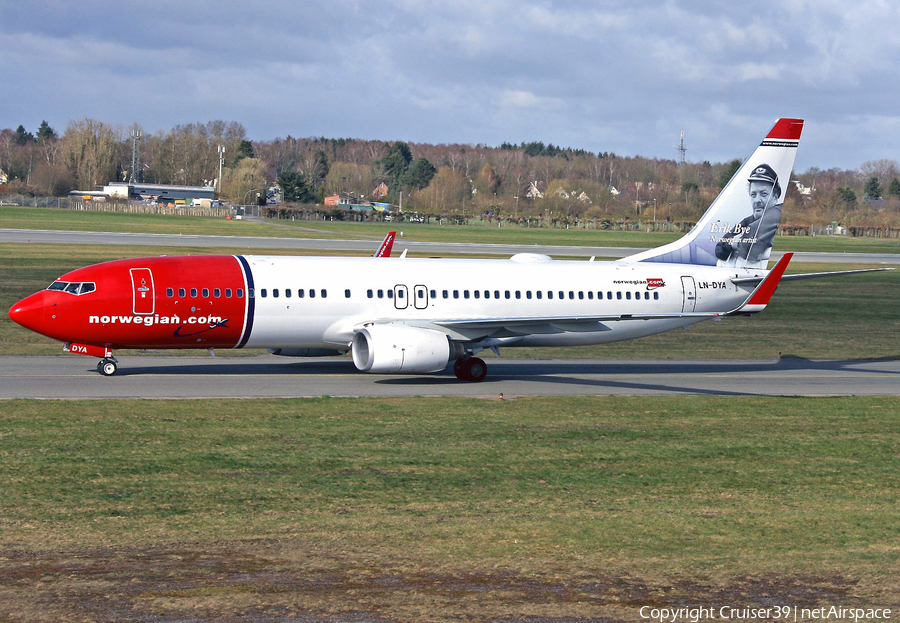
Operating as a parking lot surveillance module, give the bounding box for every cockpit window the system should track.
[46,281,96,296]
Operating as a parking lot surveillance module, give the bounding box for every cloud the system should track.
[3,0,900,168]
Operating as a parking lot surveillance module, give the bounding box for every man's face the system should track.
[749,181,773,217]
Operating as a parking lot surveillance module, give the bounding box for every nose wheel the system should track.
[97,358,118,376]
[453,356,487,382]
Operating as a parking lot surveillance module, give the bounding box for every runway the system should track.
[3,228,900,263]
[2,355,898,399]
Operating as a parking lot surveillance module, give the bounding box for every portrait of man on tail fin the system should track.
[715,163,783,268]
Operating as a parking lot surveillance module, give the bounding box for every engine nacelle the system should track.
[352,325,450,374]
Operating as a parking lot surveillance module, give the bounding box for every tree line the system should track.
[3,118,900,230]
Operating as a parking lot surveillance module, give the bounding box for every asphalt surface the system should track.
[4,227,900,263]
[2,355,899,398]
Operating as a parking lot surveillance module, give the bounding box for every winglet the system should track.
[374,231,396,257]
[729,252,793,314]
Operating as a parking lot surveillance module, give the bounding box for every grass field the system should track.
[6,204,900,253]
[1,396,898,621]
[2,206,899,621]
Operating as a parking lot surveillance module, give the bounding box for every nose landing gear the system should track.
[97,357,119,376]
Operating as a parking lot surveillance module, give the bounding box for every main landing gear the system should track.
[97,357,118,376]
[454,356,487,382]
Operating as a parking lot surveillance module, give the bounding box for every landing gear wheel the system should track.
[455,357,487,382]
[98,358,118,376]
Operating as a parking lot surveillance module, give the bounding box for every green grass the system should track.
[1,396,898,619]
[5,204,900,253]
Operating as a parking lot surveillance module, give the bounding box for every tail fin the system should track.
[624,118,804,269]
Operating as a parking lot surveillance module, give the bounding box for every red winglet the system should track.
[767,118,804,141]
[746,252,793,308]
[374,231,396,257]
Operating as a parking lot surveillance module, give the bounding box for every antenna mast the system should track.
[676,131,687,165]
[129,129,142,183]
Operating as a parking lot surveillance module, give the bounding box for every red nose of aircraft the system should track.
[9,291,54,336]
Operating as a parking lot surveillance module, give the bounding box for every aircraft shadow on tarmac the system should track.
[108,356,900,396]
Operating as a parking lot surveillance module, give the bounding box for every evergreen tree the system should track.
[37,120,57,142]
[888,178,900,199]
[403,157,437,190]
[278,169,314,203]
[864,176,883,200]
[15,125,34,145]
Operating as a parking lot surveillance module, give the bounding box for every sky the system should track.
[2,0,899,171]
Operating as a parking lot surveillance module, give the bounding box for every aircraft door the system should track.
[130,268,155,315]
[413,285,428,310]
[393,285,409,310]
[681,276,696,313]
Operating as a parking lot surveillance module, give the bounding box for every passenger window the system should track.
[644,292,650,300]
[443,290,449,299]
[559,291,564,299]
[474,291,480,299]
[345,289,351,298]
[397,289,403,299]
[273,289,279,298]
[298,289,305,298]
[494,290,500,299]
[588,292,593,300]
[548,291,553,300]
[387,290,392,299]
[537,291,542,299]
[526,291,532,299]
[569,291,574,299]
[616,292,622,300]
[179,288,186,298]
[321,289,327,298]
[310,289,316,298]
[238,289,244,298]
[505,291,510,299]
[191,288,198,298]
[607,291,613,299]
[214,288,221,298]
[453,290,459,299]
[167,288,174,298]
[285,289,291,298]
[579,292,584,300]
[515,291,521,299]
[430,289,436,298]
[225,288,232,298]
[261,289,268,298]
[202,288,210,298]
[367,289,373,298]
[377,289,384,298]
[653,292,659,300]
[248,289,255,298]
[464,290,470,299]
[626,292,631,300]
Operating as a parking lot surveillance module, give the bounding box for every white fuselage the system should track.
[240,255,760,351]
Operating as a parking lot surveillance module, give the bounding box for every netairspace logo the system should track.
[638,605,892,622]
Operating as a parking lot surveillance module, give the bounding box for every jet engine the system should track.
[352,325,450,374]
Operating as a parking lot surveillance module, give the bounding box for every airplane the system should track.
[7,118,889,381]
